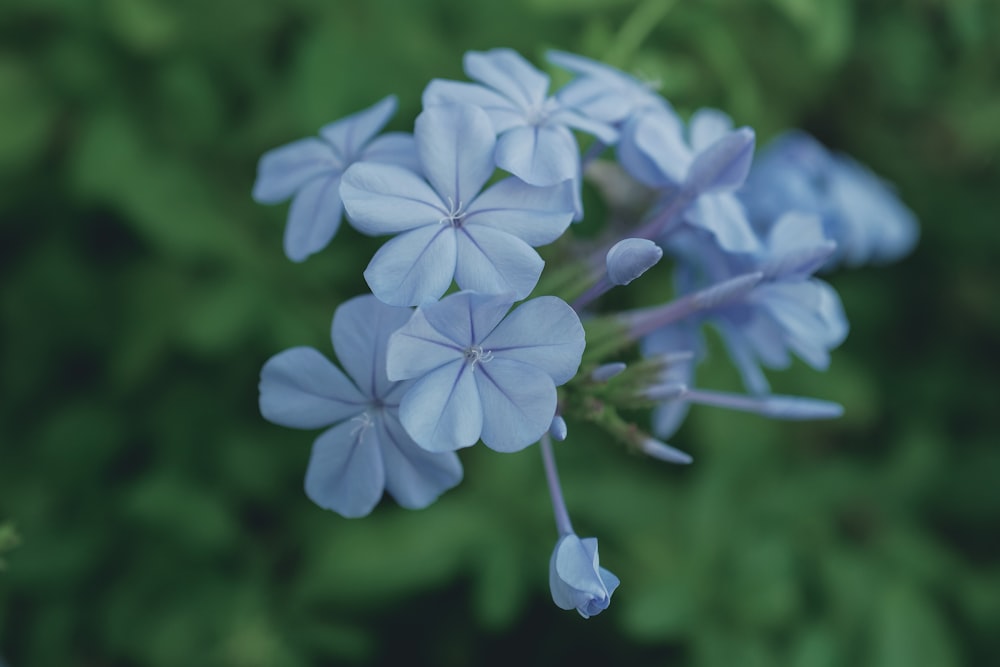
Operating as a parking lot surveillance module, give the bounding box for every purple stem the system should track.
[540,434,574,537]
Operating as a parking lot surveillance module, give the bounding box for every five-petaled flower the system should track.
[258,295,462,518]
[252,95,419,262]
[385,291,585,452]
[341,103,576,306]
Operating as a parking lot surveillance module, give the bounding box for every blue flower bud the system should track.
[549,534,620,619]
[590,362,627,382]
[606,238,663,286]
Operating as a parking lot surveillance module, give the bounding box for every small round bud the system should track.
[606,238,663,286]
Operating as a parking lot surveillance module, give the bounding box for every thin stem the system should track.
[540,434,574,537]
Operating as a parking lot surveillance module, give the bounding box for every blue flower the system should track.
[423,48,616,187]
[258,295,462,518]
[655,213,846,397]
[547,49,671,128]
[252,95,419,262]
[549,534,620,619]
[619,107,760,253]
[741,130,919,267]
[385,291,586,452]
[341,103,576,306]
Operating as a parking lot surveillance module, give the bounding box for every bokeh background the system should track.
[2,0,999,665]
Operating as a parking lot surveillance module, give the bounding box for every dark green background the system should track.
[1,0,998,665]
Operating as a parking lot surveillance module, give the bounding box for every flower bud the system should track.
[606,238,663,286]
[549,534,620,619]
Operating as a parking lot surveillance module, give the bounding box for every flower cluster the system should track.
[254,48,917,618]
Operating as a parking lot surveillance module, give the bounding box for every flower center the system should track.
[439,196,466,228]
[350,411,374,437]
[524,98,556,127]
[463,345,494,370]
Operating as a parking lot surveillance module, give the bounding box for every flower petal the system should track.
[259,347,366,429]
[481,297,585,384]
[422,79,524,133]
[685,193,761,254]
[454,226,545,299]
[319,95,397,158]
[688,108,734,152]
[340,163,444,235]
[252,138,335,203]
[415,104,496,208]
[332,295,413,399]
[398,361,483,452]
[423,291,515,346]
[464,48,549,111]
[364,225,457,307]
[361,131,422,174]
[618,110,691,188]
[283,174,344,262]
[378,412,463,509]
[386,307,465,381]
[475,358,557,452]
[494,124,578,187]
[304,418,385,518]
[465,178,575,246]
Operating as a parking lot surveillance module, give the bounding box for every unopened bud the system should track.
[606,238,663,286]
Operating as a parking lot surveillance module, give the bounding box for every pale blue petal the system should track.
[361,131,422,174]
[455,226,545,299]
[363,225,457,306]
[304,418,384,518]
[259,347,367,429]
[556,76,635,124]
[762,212,836,279]
[464,48,549,111]
[686,193,761,253]
[283,174,344,262]
[422,79,524,133]
[319,95,397,158]
[716,321,772,396]
[415,104,496,207]
[481,297,585,384]
[652,400,692,440]
[685,128,755,195]
[494,124,578,187]
[618,110,691,188]
[398,361,483,452]
[332,295,412,399]
[340,163,444,235]
[421,291,514,347]
[475,359,557,452]
[551,108,619,144]
[688,108,734,152]
[386,307,464,381]
[379,412,463,508]
[252,138,335,203]
[465,178,575,246]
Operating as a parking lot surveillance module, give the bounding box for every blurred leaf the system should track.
[0,57,56,172]
[872,583,961,667]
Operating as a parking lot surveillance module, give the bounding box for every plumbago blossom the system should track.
[254,47,918,619]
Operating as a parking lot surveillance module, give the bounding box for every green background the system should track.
[2,0,998,665]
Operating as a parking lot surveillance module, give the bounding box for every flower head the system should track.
[385,291,585,452]
[341,103,576,306]
[549,534,620,619]
[741,130,919,267]
[258,295,462,517]
[423,48,616,186]
[252,96,419,262]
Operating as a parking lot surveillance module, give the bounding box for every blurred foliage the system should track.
[1,0,999,665]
